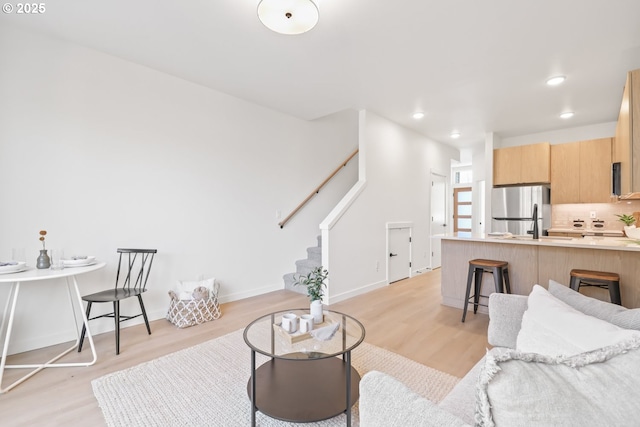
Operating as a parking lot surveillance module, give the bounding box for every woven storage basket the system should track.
[166,283,221,328]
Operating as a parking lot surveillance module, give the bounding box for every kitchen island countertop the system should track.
[440,233,640,310]
[439,232,640,252]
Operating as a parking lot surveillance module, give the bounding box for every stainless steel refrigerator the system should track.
[491,185,550,236]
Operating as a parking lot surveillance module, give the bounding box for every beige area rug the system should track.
[92,328,460,427]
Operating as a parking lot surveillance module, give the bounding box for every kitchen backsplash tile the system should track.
[552,200,640,231]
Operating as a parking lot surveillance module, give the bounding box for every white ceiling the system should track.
[5,0,640,149]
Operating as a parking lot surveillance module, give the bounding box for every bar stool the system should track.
[461,259,511,322]
[569,269,621,305]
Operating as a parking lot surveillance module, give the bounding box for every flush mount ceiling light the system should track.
[560,111,575,119]
[412,112,425,120]
[450,132,461,139]
[546,75,566,86]
[257,0,319,35]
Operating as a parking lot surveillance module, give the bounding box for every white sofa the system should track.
[359,280,640,426]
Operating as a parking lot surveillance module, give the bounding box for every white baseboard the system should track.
[217,284,282,305]
[326,279,388,305]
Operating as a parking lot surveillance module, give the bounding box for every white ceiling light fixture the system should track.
[546,75,566,86]
[412,112,425,120]
[257,0,319,35]
[450,132,461,139]
[560,111,575,119]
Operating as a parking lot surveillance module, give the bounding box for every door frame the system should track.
[430,171,448,270]
[386,222,413,284]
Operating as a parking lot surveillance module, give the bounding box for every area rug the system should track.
[92,328,460,427]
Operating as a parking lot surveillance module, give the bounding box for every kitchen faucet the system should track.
[532,203,539,239]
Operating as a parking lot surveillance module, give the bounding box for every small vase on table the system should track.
[36,229,50,269]
[36,249,50,269]
[310,299,324,324]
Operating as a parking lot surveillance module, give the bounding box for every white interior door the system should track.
[388,227,410,283]
[430,173,447,269]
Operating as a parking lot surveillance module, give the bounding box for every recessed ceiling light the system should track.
[560,111,574,119]
[546,76,566,86]
[412,112,425,120]
[450,132,461,139]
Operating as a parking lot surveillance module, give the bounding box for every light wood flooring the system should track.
[0,268,489,426]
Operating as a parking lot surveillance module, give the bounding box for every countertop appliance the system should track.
[491,185,550,236]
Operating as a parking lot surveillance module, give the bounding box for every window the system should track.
[454,169,473,185]
[454,187,472,232]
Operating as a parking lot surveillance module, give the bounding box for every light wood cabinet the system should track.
[494,142,550,186]
[580,138,612,202]
[613,69,640,194]
[550,142,580,204]
[493,146,521,186]
[551,138,612,204]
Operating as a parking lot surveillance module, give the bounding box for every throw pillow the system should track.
[516,285,639,357]
[548,279,640,330]
[475,338,640,427]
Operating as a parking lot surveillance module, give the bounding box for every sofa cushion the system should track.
[475,337,640,427]
[516,285,639,356]
[548,279,640,330]
[438,356,484,426]
[487,293,528,349]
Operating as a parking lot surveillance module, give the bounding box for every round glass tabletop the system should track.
[243,308,365,360]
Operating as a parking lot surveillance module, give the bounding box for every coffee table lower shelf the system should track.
[247,355,360,423]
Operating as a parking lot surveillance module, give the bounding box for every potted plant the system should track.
[615,214,637,238]
[294,267,328,324]
[616,214,636,226]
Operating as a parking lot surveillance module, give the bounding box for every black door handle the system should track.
[389,253,398,257]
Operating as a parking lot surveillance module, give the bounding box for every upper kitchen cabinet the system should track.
[580,138,612,202]
[493,142,550,186]
[550,142,580,204]
[613,68,640,194]
[551,138,612,204]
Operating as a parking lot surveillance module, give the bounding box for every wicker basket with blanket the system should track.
[166,278,221,328]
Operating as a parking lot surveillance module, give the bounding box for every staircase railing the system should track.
[279,148,359,229]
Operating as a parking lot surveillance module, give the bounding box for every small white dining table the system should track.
[0,261,106,393]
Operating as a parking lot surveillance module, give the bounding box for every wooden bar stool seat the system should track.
[569,269,621,305]
[461,259,511,322]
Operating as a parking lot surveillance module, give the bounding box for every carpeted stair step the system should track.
[307,246,321,263]
[283,272,305,294]
[284,236,323,294]
[295,258,321,276]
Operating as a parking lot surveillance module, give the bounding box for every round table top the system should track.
[243,308,365,360]
[0,261,106,283]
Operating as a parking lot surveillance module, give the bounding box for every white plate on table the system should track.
[62,256,96,267]
[0,261,27,274]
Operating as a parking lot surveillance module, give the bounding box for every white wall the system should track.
[0,24,358,353]
[321,111,459,303]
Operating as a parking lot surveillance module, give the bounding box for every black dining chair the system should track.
[78,248,157,355]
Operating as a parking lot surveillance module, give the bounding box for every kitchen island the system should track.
[441,233,640,311]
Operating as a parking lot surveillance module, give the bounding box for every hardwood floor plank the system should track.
[0,269,488,426]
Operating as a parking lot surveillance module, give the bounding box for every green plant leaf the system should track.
[293,266,328,302]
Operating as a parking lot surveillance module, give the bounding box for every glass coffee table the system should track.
[243,309,365,426]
